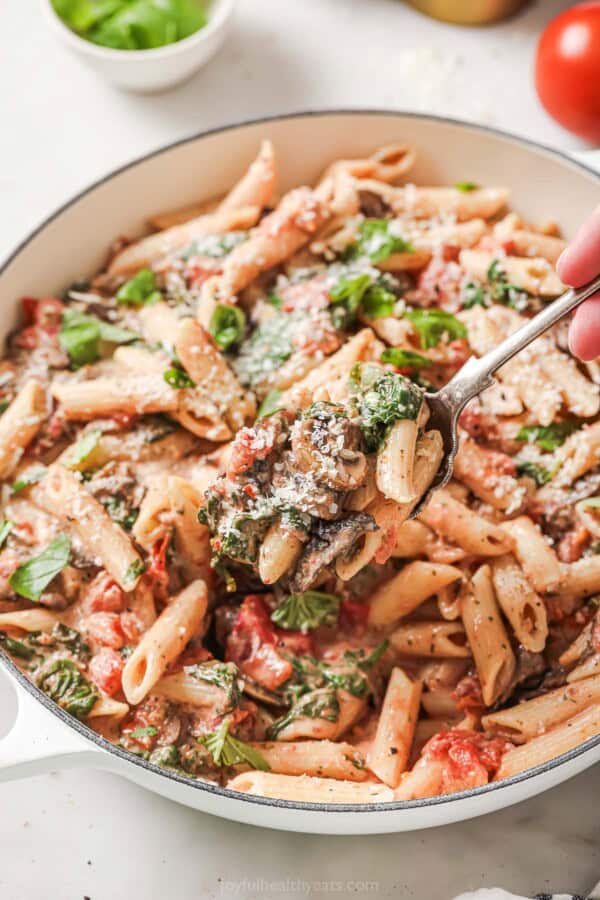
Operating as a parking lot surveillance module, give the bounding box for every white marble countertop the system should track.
[1,2,598,898]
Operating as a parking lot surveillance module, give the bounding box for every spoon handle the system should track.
[439,272,600,412]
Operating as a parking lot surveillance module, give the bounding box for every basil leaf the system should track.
[131,726,158,738]
[486,260,530,311]
[257,389,284,419]
[516,422,578,452]
[36,658,97,719]
[346,219,414,264]
[0,632,38,662]
[0,520,13,549]
[11,469,46,495]
[66,429,102,468]
[186,661,242,709]
[267,292,283,309]
[461,281,488,309]
[271,591,340,632]
[198,717,270,770]
[454,181,479,192]
[59,309,138,367]
[9,535,71,601]
[360,283,397,320]
[268,688,340,740]
[209,303,246,351]
[164,367,195,389]
[406,308,467,349]
[380,348,433,371]
[516,460,552,486]
[116,268,161,306]
[82,0,208,51]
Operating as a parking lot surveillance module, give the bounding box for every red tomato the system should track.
[88,648,124,696]
[226,595,294,690]
[535,3,600,142]
[86,612,126,649]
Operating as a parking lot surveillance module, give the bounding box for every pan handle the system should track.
[0,678,102,782]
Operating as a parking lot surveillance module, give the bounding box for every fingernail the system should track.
[556,247,569,276]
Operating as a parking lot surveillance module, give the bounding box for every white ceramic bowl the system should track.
[41,0,236,93]
[1,111,600,834]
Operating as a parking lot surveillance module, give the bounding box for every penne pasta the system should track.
[0,380,48,479]
[490,554,548,653]
[227,772,394,804]
[367,667,422,787]
[389,621,471,658]
[368,561,463,627]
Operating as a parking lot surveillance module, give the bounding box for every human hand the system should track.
[559,206,600,361]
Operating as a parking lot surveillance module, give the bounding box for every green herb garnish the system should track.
[406,308,467,349]
[454,181,479,192]
[516,421,578,452]
[36,658,97,719]
[346,219,414,264]
[66,429,103,468]
[59,309,138,368]
[268,688,340,740]
[9,535,71,601]
[116,268,161,306]
[271,591,340,632]
[131,726,158,739]
[209,303,246,351]
[351,364,423,452]
[516,460,552,486]
[257,389,284,419]
[380,348,433,371]
[186,661,242,709]
[198,717,270,770]
[164,367,195,389]
[10,469,46,495]
[124,559,145,585]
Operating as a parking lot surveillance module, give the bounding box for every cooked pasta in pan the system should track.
[1,140,600,804]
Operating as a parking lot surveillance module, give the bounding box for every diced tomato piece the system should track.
[339,596,370,630]
[226,595,293,690]
[415,251,463,307]
[452,674,485,713]
[373,526,397,566]
[275,629,313,656]
[82,573,125,614]
[14,326,39,350]
[227,421,282,477]
[147,533,171,598]
[184,257,221,288]
[422,730,512,791]
[88,647,124,697]
[86,612,126,649]
[120,610,145,645]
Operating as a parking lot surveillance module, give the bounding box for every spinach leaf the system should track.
[198,717,270,770]
[380,348,432,371]
[186,661,242,709]
[116,268,161,306]
[209,303,246,351]
[329,270,397,327]
[406,308,467,350]
[59,309,138,367]
[516,421,578,452]
[350,364,423,452]
[0,632,39,662]
[268,688,340,740]
[9,535,71,601]
[271,591,340,632]
[36,658,98,719]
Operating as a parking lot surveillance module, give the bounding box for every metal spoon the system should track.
[411,273,600,517]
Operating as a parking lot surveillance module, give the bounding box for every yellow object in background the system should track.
[404,0,531,25]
